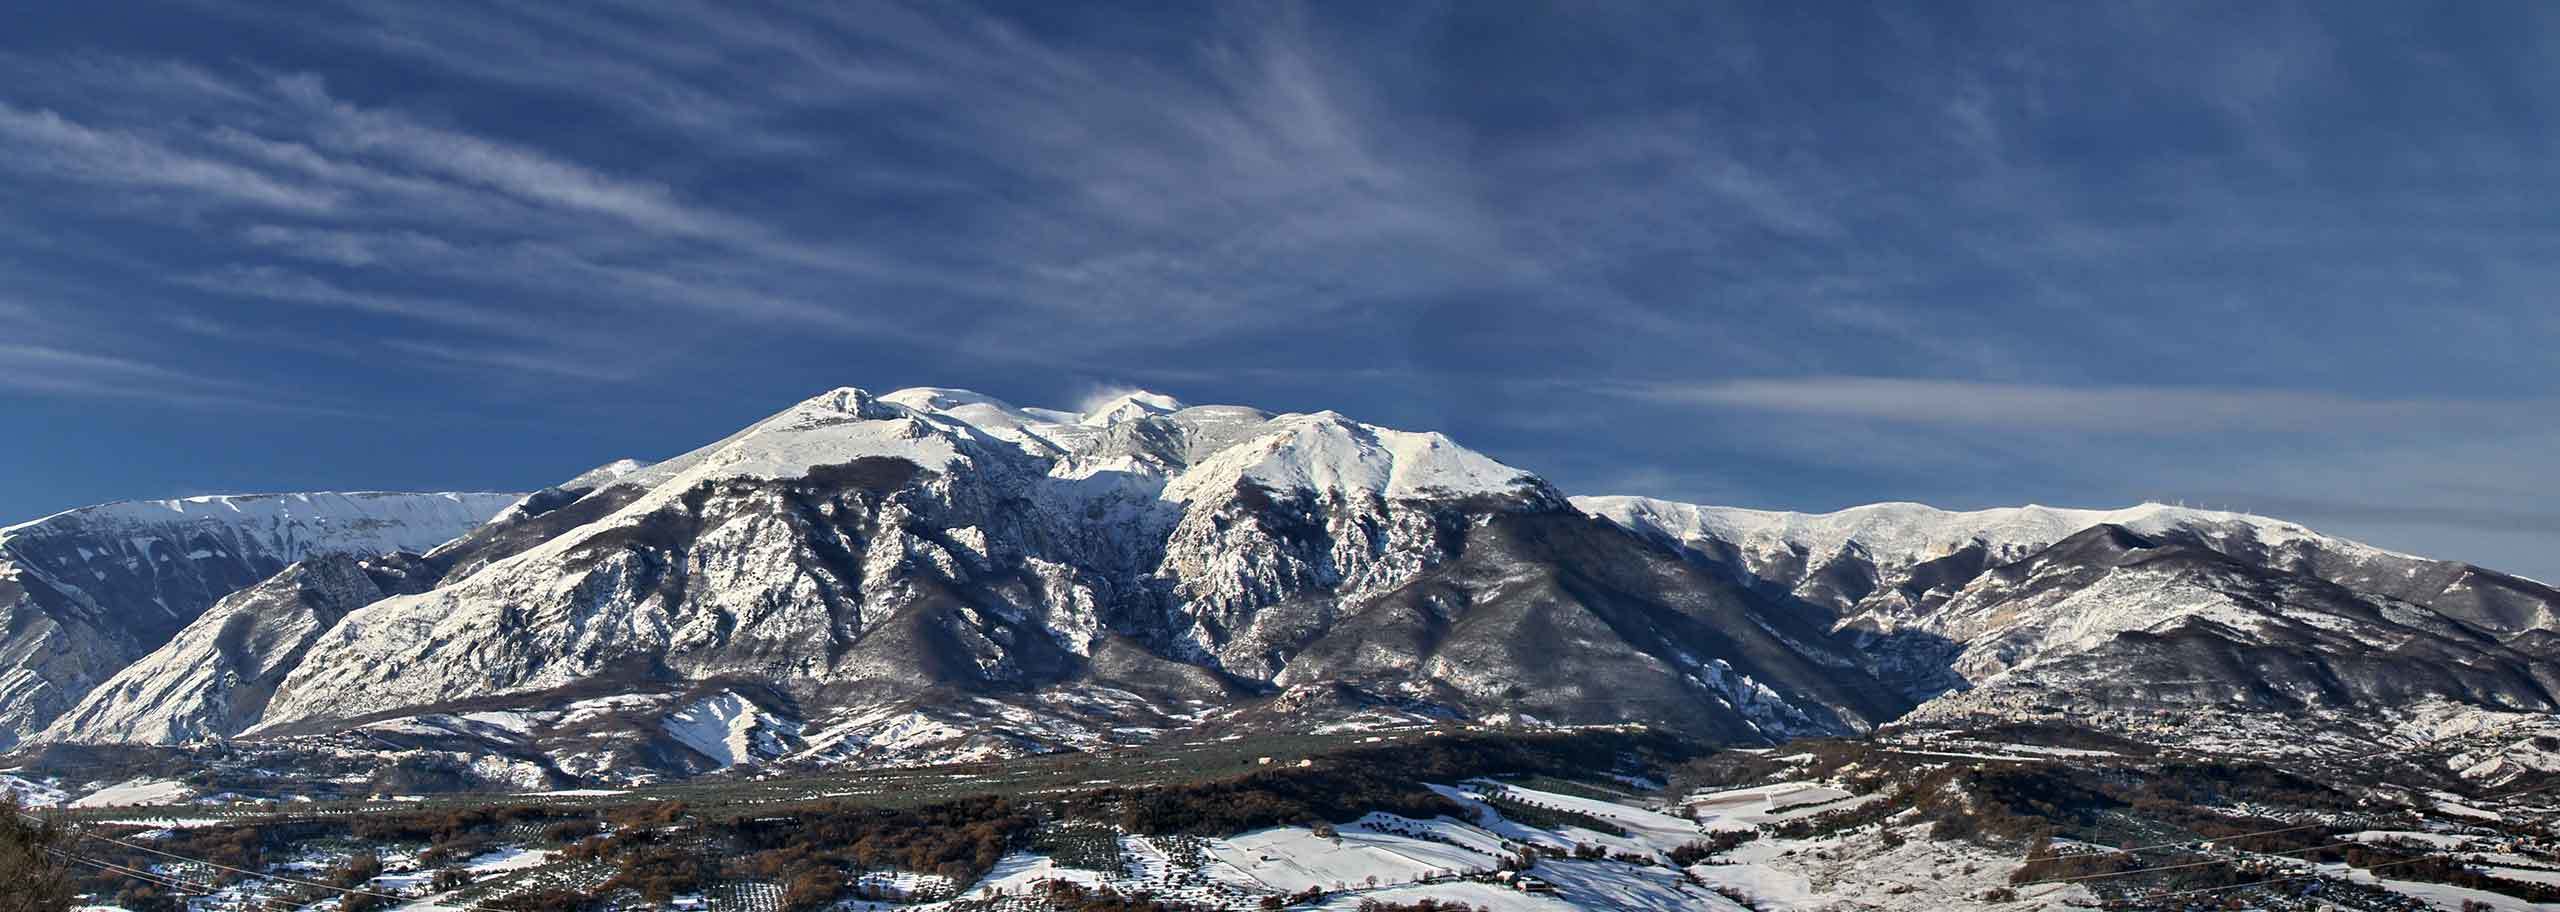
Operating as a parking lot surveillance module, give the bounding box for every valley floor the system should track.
[23,726,2560,912]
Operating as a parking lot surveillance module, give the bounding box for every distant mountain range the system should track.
[0,492,519,749]
[17,386,2560,782]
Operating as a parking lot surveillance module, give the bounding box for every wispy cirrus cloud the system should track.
[382,339,635,383]
[0,101,339,211]
[0,339,302,409]
[272,74,743,239]
[239,224,453,267]
[175,265,539,337]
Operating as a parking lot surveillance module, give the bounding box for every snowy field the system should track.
[44,775,2549,911]
[68,777,196,808]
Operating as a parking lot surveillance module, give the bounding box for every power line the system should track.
[2013,838,2372,888]
[21,810,515,912]
[46,846,211,896]
[2009,770,2560,903]
[2135,851,2461,904]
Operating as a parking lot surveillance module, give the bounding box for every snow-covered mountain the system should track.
[0,492,518,748]
[3,387,1883,774]
[1579,496,2560,749]
[1889,523,2560,745]
[40,551,439,746]
[27,386,2560,778]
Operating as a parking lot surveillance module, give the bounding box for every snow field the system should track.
[69,777,196,807]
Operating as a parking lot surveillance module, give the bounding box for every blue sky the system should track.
[4,2,2558,579]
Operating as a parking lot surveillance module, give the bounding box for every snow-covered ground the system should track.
[1209,824,1493,891]
[661,691,799,768]
[50,773,2546,912]
[1701,825,2098,911]
[1,772,67,806]
[68,777,195,807]
[2322,860,2554,912]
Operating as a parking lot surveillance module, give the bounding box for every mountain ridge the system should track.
[0,490,520,749]
[19,385,2558,783]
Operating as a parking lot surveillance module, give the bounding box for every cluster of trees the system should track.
[1907,765,2122,845]
[2129,761,2357,814]
[1065,765,1462,836]
[348,801,563,845]
[1254,886,1329,908]
[1326,730,1696,786]
[1475,790,1627,837]
[999,879,1214,911]
[2007,833,2147,884]
[710,795,1033,911]
[1667,830,1757,866]
[2321,844,2560,904]
[1667,748,1799,792]
[599,842,713,905]
[1027,821,1130,871]
[717,795,1031,881]
[1761,790,1910,841]
[486,887,596,911]
[333,852,388,912]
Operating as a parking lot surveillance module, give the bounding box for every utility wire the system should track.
[45,846,211,896]
[20,809,513,912]
[2009,772,2560,903]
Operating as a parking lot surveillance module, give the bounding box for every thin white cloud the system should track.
[240,224,454,267]
[176,266,539,337]
[0,101,339,211]
[382,338,632,383]
[274,74,736,238]
[0,340,308,410]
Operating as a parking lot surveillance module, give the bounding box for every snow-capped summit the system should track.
[1077,389,1184,427]
[1167,411,1550,507]
[622,386,981,493]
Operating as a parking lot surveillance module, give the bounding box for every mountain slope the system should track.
[1894,524,2560,751]
[202,387,1901,767]
[0,491,517,748]
[39,552,436,745]
[1575,497,2560,643]
[1582,496,2560,752]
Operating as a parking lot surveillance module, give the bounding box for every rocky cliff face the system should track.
[0,491,517,748]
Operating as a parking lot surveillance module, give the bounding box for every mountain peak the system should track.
[1077,389,1184,426]
[1165,410,1548,505]
[781,386,905,423]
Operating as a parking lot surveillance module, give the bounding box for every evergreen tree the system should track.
[0,790,74,912]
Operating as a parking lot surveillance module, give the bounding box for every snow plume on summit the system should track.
[1073,385,1184,421]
